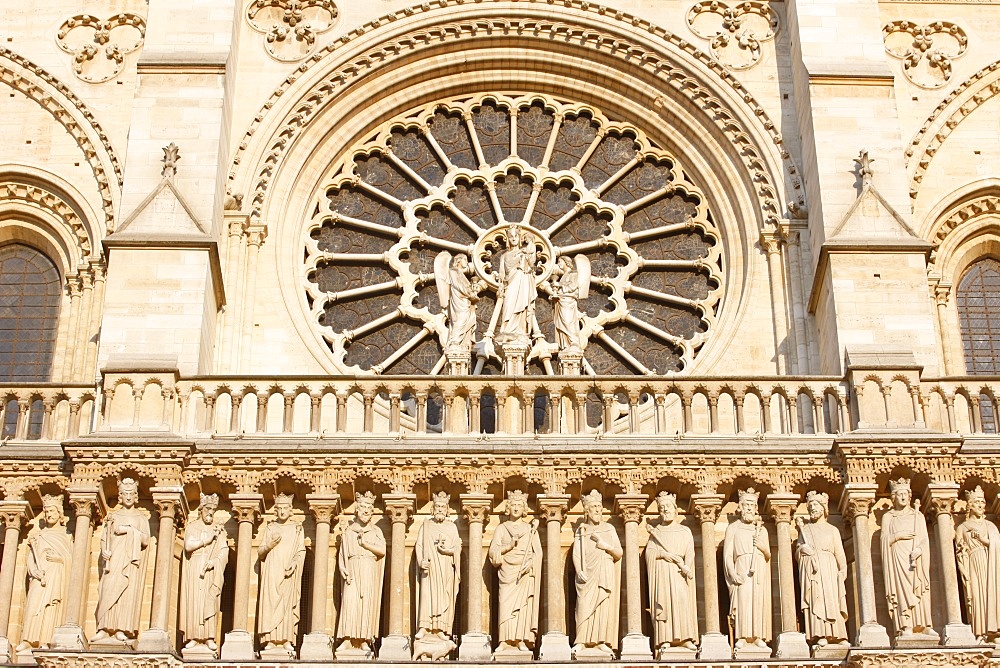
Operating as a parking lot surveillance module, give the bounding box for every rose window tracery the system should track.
[305,94,723,375]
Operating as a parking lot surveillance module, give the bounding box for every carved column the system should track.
[934,284,956,375]
[924,484,978,645]
[0,501,28,662]
[616,494,653,660]
[537,494,572,661]
[221,494,263,660]
[52,489,101,650]
[138,488,186,652]
[301,495,340,660]
[761,230,790,374]
[839,485,890,647]
[459,494,492,661]
[766,494,809,658]
[690,494,730,659]
[381,494,415,661]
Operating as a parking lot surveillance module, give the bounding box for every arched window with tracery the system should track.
[957,258,1000,374]
[0,244,61,382]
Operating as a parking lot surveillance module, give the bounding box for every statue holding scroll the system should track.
[257,494,306,656]
[336,492,385,658]
[92,477,150,646]
[795,490,849,649]
[19,495,71,651]
[880,478,937,639]
[489,490,541,657]
[413,492,461,660]
[956,486,1000,642]
[645,492,698,654]
[572,490,622,659]
[181,493,229,655]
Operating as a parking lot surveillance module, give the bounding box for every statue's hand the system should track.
[798,544,816,557]
[39,575,47,588]
[501,539,514,554]
[733,574,746,586]
[284,565,295,578]
[909,548,922,563]
[895,530,916,543]
[421,559,431,573]
[753,534,768,553]
[518,565,532,579]
[344,574,353,586]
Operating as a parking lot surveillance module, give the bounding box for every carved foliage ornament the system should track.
[686,1,778,70]
[56,14,145,84]
[883,20,968,89]
[305,93,723,377]
[246,0,339,62]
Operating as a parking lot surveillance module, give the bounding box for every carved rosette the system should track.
[883,21,968,89]
[306,93,723,376]
[686,1,778,70]
[55,14,145,83]
[246,0,339,62]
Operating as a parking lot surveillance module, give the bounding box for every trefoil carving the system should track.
[883,20,968,89]
[246,0,339,62]
[686,1,778,71]
[55,14,145,84]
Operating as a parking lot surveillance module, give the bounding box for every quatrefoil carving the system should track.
[56,14,145,84]
[246,0,339,62]
[686,1,778,70]
[883,21,968,89]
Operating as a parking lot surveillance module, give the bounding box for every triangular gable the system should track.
[112,177,209,240]
[828,181,921,243]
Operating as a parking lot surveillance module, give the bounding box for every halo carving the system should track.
[304,94,723,376]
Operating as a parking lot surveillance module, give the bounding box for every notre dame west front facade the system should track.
[2,0,1000,667]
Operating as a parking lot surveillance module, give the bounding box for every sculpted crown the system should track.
[432,491,451,505]
[507,490,528,504]
[118,477,138,493]
[41,494,63,510]
[582,490,603,509]
[275,493,294,505]
[200,493,219,507]
[966,486,986,502]
[656,491,676,508]
[356,491,376,507]
[738,487,759,504]
[806,490,829,507]
[889,478,911,493]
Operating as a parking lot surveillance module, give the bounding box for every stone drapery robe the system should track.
[552,270,582,351]
[723,519,771,643]
[257,520,306,645]
[445,267,477,350]
[337,521,385,643]
[795,520,848,642]
[488,520,542,646]
[497,242,537,343]
[880,506,933,633]
[956,516,1000,638]
[415,518,461,635]
[22,525,72,645]
[180,518,229,643]
[572,522,622,648]
[645,523,698,647]
[95,507,150,636]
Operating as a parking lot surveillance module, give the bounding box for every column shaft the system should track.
[925,484,977,645]
[459,495,492,661]
[301,496,339,661]
[221,494,262,660]
[0,507,26,639]
[51,493,98,650]
[840,486,890,647]
[767,495,809,659]
[380,494,415,660]
[537,495,571,661]
[138,490,184,652]
[616,495,652,660]
[690,494,729,660]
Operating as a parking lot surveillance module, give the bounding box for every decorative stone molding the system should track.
[55,14,146,84]
[686,1,778,71]
[847,649,992,667]
[883,20,967,90]
[0,48,122,232]
[905,60,1000,199]
[0,181,94,261]
[228,0,804,234]
[928,194,1000,258]
[246,0,339,62]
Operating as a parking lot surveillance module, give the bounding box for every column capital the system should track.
[614,494,648,524]
[0,501,30,530]
[923,482,960,516]
[765,493,800,524]
[689,493,725,523]
[460,493,493,524]
[229,493,264,523]
[66,486,105,522]
[306,494,341,523]
[150,486,187,521]
[383,493,416,524]
[839,484,877,522]
[536,494,571,522]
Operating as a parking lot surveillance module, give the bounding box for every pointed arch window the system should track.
[0,244,61,382]
[957,258,1000,374]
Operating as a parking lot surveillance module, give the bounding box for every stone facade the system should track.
[2,0,1000,667]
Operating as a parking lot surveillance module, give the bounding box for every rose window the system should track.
[305,94,723,375]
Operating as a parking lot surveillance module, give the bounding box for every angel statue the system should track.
[548,255,590,353]
[434,252,481,352]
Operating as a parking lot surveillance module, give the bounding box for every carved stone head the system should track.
[355,491,376,524]
[506,490,528,520]
[273,493,294,521]
[431,491,450,521]
[582,490,603,523]
[200,493,219,523]
[966,486,987,518]
[118,477,139,508]
[889,478,911,510]
[41,494,65,528]
[805,490,829,521]
[737,487,759,523]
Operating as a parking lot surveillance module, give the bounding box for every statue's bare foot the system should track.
[91,630,109,642]
[114,632,128,643]
[753,638,768,649]
[734,639,747,650]
[682,640,697,651]
[816,638,828,647]
[207,640,218,651]
[15,641,30,652]
[283,642,293,652]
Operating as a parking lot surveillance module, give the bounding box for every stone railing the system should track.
[0,383,97,442]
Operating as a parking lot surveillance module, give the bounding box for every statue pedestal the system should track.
[136,628,172,653]
[895,629,940,649]
[0,637,10,664]
[50,624,87,651]
[812,641,850,659]
[558,349,583,375]
[538,632,572,661]
[458,632,492,661]
[259,644,295,660]
[619,633,653,661]
[220,630,256,660]
[697,632,731,660]
[856,622,892,647]
[733,642,772,660]
[775,631,810,658]
[335,640,375,661]
[657,644,698,661]
[492,644,534,662]
[943,623,980,646]
[299,632,334,661]
[446,349,471,375]
[378,634,411,661]
[500,341,530,375]
[15,646,36,664]
[181,642,218,661]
